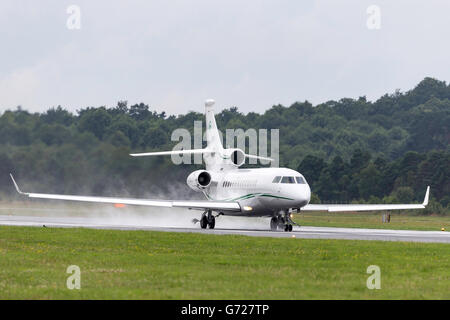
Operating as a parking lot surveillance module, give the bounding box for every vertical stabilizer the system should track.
[205,99,223,152]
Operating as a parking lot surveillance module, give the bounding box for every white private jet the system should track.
[10,100,430,232]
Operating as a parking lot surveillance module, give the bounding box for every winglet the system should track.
[423,186,430,206]
[10,173,27,195]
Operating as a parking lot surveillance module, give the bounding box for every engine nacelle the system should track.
[223,148,245,167]
[187,170,212,191]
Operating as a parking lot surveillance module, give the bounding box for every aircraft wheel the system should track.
[288,224,293,232]
[270,217,278,231]
[208,216,215,229]
[200,216,208,229]
[284,224,289,232]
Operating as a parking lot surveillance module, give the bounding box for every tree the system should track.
[297,155,326,188]
[0,153,14,194]
[142,127,169,148]
[350,149,371,173]
[129,103,151,121]
[78,107,112,139]
[392,187,415,203]
[109,100,128,116]
[41,106,74,126]
[38,124,71,145]
[108,115,139,147]
[357,163,383,200]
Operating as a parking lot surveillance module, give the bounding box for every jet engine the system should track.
[223,148,246,167]
[187,170,212,191]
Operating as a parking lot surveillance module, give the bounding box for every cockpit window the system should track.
[295,176,306,184]
[281,176,296,183]
[272,176,281,183]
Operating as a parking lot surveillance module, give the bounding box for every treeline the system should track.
[0,77,448,213]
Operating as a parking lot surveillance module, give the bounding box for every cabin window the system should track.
[281,176,296,183]
[272,176,281,183]
[295,176,306,184]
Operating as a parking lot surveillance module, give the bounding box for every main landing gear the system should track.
[193,210,220,229]
[270,211,298,232]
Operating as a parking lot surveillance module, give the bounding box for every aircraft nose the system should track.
[292,184,311,207]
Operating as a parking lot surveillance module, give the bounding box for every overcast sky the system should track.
[0,0,449,115]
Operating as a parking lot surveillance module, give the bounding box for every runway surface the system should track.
[0,214,449,243]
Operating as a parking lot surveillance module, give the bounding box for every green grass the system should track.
[0,226,448,299]
[293,212,450,231]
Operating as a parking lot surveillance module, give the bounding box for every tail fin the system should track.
[129,99,272,170]
[205,100,223,152]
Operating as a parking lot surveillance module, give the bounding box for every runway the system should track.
[0,214,449,243]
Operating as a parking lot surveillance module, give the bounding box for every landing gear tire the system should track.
[288,224,293,232]
[200,216,208,229]
[284,224,289,232]
[270,217,278,231]
[208,216,216,229]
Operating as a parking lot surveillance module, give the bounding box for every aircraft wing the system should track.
[302,186,430,212]
[9,174,241,212]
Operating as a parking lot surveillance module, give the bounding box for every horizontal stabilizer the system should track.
[130,150,274,162]
[130,149,213,157]
[245,154,274,162]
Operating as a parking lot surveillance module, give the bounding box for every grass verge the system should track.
[0,226,448,299]
[293,212,450,231]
